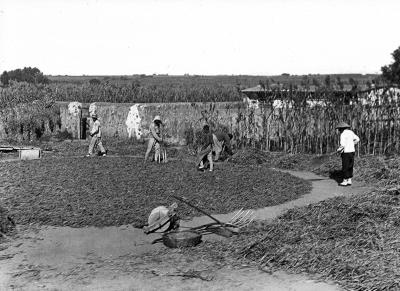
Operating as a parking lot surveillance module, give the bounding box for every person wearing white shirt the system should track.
[336,122,360,186]
[86,114,107,157]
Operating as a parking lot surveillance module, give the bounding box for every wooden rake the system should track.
[172,195,255,238]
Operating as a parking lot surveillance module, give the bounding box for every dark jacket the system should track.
[215,132,233,155]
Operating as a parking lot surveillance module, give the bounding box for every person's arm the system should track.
[337,132,345,153]
[353,132,360,145]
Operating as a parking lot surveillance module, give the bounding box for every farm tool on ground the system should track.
[144,195,255,248]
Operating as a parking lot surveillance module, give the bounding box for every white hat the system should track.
[153,115,162,122]
[147,206,170,232]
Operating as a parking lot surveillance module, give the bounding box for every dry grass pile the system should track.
[228,148,273,165]
[311,155,388,184]
[236,186,400,290]
[0,158,310,228]
[188,185,400,290]
[272,153,313,170]
[184,156,400,290]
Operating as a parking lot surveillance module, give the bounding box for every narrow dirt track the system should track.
[0,169,370,291]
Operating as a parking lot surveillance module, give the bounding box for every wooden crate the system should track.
[19,148,42,160]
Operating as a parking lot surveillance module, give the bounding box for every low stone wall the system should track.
[58,101,257,145]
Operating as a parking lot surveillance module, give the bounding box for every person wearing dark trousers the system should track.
[197,125,214,172]
[336,122,360,186]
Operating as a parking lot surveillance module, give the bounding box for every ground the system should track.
[0,141,372,290]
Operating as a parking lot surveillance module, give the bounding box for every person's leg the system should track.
[197,146,211,168]
[212,135,222,161]
[154,142,161,163]
[347,152,355,185]
[207,152,213,171]
[144,138,155,162]
[88,136,97,156]
[97,138,106,155]
[340,153,350,185]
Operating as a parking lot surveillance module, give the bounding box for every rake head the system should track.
[227,208,255,229]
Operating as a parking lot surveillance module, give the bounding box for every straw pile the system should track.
[0,158,310,228]
[228,148,273,165]
[182,156,400,290]
[235,157,400,290]
[238,187,400,290]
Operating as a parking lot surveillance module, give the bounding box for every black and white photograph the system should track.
[1,0,400,290]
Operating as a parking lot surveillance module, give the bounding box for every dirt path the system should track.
[0,170,370,291]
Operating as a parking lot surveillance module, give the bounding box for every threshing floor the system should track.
[0,170,370,291]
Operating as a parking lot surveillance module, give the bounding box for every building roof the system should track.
[241,84,378,94]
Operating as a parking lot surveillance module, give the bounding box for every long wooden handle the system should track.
[171,195,222,224]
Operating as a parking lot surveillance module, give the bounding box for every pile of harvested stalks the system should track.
[238,186,400,290]
[185,156,400,290]
[228,148,273,165]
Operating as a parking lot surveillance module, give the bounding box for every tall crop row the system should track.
[47,82,242,103]
[0,82,60,141]
[230,88,400,155]
[1,81,400,156]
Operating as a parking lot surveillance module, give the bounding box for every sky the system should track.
[0,0,400,76]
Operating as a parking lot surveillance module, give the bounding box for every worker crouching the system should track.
[86,114,107,157]
[336,122,360,186]
[212,131,234,161]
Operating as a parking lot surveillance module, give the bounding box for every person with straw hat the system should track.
[86,113,107,157]
[336,121,360,186]
[144,115,163,162]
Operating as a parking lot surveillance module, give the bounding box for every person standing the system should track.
[336,122,360,186]
[144,116,163,162]
[197,125,214,172]
[87,114,107,157]
[212,132,234,161]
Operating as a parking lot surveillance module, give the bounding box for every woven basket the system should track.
[162,230,202,248]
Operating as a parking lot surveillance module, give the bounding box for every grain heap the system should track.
[237,156,400,290]
[228,148,273,165]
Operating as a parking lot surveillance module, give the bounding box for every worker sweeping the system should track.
[86,113,107,157]
[144,115,163,162]
[336,121,360,186]
[212,132,234,161]
[197,125,214,172]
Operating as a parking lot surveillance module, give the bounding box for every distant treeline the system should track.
[1,67,49,86]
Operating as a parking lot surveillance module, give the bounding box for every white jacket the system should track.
[90,120,101,138]
[338,129,359,153]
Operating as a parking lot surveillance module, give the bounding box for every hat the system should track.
[153,115,162,123]
[91,113,98,119]
[336,122,350,129]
